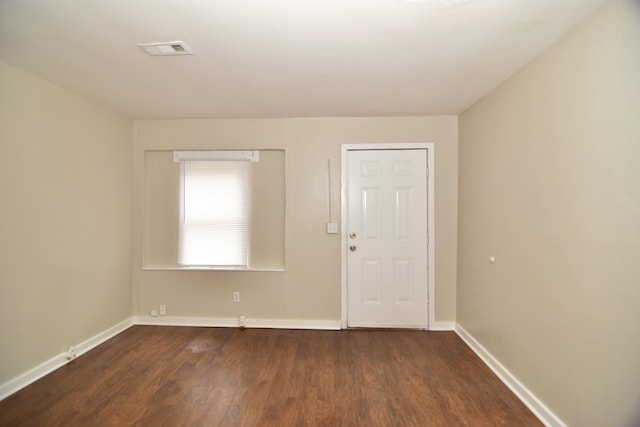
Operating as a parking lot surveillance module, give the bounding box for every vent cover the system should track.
[137,41,193,56]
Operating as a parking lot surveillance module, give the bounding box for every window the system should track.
[175,151,258,268]
[143,149,285,271]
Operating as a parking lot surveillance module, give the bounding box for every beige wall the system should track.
[0,62,133,385]
[134,117,458,323]
[458,1,640,426]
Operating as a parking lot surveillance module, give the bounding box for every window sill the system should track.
[142,266,285,272]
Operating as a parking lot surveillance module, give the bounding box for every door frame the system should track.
[340,143,435,330]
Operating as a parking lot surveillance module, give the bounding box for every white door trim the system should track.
[341,143,435,330]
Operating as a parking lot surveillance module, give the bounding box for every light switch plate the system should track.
[326,223,338,234]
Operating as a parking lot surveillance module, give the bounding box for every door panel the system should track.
[393,259,412,302]
[347,149,428,328]
[394,186,412,240]
[362,188,381,240]
[363,260,382,303]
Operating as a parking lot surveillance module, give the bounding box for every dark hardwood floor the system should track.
[0,326,542,426]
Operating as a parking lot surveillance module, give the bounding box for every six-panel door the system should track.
[347,149,428,328]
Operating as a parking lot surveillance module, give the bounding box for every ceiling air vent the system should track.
[137,41,193,56]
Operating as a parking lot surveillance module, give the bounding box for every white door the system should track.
[346,149,428,328]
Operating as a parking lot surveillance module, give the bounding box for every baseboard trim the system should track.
[134,316,454,331]
[455,324,566,427]
[0,317,134,401]
[429,321,455,331]
[134,316,342,330]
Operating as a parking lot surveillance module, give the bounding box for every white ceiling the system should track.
[0,0,606,119]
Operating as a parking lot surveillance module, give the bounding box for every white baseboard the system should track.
[134,315,342,330]
[135,316,452,331]
[429,321,455,331]
[0,317,134,401]
[455,324,566,427]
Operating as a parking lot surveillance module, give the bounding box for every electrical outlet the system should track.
[233,291,240,303]
[326,222,338,234]
[239,315,247,328]
[159,305,166,315]
[151,309,158,317]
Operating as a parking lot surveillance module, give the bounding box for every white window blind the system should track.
[178,159,250,267]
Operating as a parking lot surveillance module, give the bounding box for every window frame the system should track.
[175,151,259,269]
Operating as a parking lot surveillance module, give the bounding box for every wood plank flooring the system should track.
[0,326,542,426]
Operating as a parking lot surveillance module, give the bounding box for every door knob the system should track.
[349,232,356,239]
[349,245,357,252]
